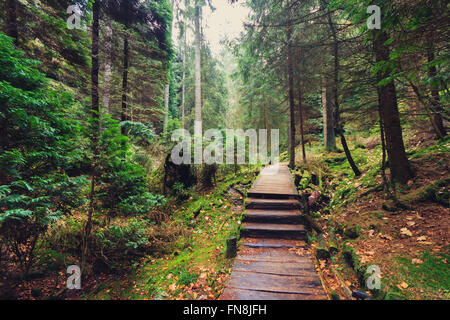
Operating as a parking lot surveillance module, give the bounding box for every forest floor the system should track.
[0,166,259,300]
[1,130,448,300]
[83,166,260,300]
[291,129,449,300]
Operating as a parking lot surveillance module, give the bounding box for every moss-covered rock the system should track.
[400,178,449,206]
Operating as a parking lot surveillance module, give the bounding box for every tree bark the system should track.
[287,26,296,169]
[324,5,361,176]
[181,20,186,129]
[298,75,306,163]
[103,18,113,114]
[121,34,129,132]
[194,4,202,124]
[322,76,336,151]
[163,0,176,132]
[427,47,446,139]
[82,0,100,272]
[163,84,170,130]
[373,30,413,184]
[5,0,18,44]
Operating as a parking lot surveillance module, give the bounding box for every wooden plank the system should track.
[221,163,326,300]
[233,260,317,276]
[227,271,322,294]
[243,238,306,249]
[221,287,326,300]
[236,247,313,263]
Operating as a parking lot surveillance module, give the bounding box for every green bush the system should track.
[95,117,166,216]
[94,218,151,269]
[0,33,85,274]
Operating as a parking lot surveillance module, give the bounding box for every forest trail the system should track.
[221,163,327,300]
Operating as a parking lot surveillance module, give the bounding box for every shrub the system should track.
[0,33,84,274]
[120,121,155,146]
[95,117,166,216]
[94,218,151,270]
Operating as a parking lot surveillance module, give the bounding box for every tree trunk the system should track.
[103,18,113,114]
[82,0,100,272]
[427,47,446,139]
[181,20,186,129]
[163,0,176,132]
[287,26,296,169]
[377,92,390,195]
[324,6,361,176]
[373,30,413,184]
[5,0,18,44]
[163,84,170,130]
[194,5,202,124]
[121,34,129,133]
[322,76,336,151]
[193,4,203,164]
[298,75,306,163]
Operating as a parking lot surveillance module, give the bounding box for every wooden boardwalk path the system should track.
[221,163,326,300]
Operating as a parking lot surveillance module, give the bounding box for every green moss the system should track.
[400,178,450,206]
[343,224,361,239]
[396,251,450,293]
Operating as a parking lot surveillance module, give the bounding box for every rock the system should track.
[308,190,321,206]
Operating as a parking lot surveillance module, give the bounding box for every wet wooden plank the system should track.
[242,222,306,239]
[233,260,317,276]
[243,238,306,249]
[221,287,326,300]
[221,163,326,300]
[227,271,322,294]
[236,247,313,264]
[245,198,301,210]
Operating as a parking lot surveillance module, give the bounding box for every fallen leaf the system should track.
[399,282,408,289]
[400,228,412,237]
[169,283,177,292]
[380,234,393,240]
[412,258,423,264]
[417,236,427,241]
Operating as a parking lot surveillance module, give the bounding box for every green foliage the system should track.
[95,218,151,269]
[121,121,155,146]
[395,251,450,295]
[0,33,85,274]
[94,116,166,216]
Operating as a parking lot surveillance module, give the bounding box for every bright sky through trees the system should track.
[177,0,250,57]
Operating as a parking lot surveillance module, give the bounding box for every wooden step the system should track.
[244,209,300,223]
[225,271,323,294]
[236,247,314,264]
[245,198,301,210]
[247,191,298,200]
[233,259,315,276]
[242,238,306,249]
[221,163,326,300]
[221,287,326,300]
[241,222,306,240]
